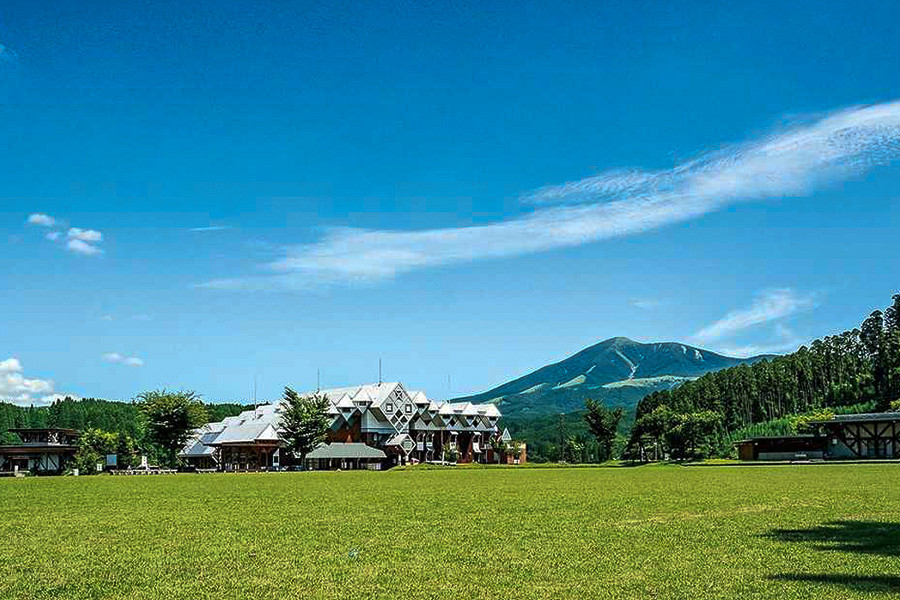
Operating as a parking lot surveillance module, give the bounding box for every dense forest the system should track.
[628,293,900,459]
[0,397,249,446]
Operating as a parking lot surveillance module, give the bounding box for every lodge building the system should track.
[180,381,517,470]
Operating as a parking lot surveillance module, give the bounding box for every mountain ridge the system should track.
[453,337,772,417]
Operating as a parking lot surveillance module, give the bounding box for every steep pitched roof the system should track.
[209,422,280,445]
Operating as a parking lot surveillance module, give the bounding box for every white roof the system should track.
[186,382,502,458]
[210,422,279,445]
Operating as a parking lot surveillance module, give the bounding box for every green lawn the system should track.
[2,464,899,599]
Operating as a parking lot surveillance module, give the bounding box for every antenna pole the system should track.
[317,369,321,392]
[379,358,382,385]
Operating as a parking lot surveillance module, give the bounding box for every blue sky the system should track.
[2,1,900,405]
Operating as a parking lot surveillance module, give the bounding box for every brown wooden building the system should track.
[734,435,825,461]
[0,428,80,475]
[736,413,900,461]
[806,413,900,459]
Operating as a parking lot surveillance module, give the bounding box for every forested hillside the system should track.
[630,293,900,457]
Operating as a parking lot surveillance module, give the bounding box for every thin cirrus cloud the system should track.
[692,288,816,344]
[25,214,104,256]
[102,353,145,367]
[198,101,900,291]
[630,299,664,310]
[717,324,807,358]
[189,225,233,232]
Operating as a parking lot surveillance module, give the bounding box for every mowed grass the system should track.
[2,465,900,600]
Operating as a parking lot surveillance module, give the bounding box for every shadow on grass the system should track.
[765,520,900,556]
[771,573,900,593]
[766,520,900,593]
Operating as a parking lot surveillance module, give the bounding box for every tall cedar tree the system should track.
[137,390,208,466]
[280,388,330,463]
[583,400,623,461]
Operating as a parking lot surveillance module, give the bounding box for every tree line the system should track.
[0,393,249,469]
[627,293,900,460]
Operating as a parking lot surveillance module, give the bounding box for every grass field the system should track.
[2,464,899,600]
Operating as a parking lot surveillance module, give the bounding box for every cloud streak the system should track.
[630,299,664,310]
[200,101,900,290]
[189,225,233,232]
[716,323,807,358]
[102,353,145,367]
[693,289,815,344]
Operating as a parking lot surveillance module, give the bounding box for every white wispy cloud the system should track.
[102,353,144,367]
[66,227,103,255]
[25,213,105,256]
[190,225,233,232]
[199,101,900,290]
[26,213,56,227]
[68,227,102,243]
[0,357,75,406]
[630,299,664,310]
[693,289,815,344]
[67,238,103,256]
[717,325,806,358]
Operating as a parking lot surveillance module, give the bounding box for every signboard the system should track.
[106,454,117,467]
[140,455,148,468]
[401,438,415,453]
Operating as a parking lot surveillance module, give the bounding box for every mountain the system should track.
[453,337,770,417]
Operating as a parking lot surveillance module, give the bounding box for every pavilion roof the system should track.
[305,443,387,460]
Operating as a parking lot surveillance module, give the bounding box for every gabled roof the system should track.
[386,433,412,447]
[306,443,387,460]
[179,439,217,458]
[209,422,280,445]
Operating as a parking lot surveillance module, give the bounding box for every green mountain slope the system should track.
[453,337,769,417]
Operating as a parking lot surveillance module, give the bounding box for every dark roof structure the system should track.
[306,443,387,460]
[9,428,80,436]
[805,412,900,425]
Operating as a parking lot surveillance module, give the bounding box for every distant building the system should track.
[736,412,900,461]
[0,428,80,475]
[180,381,511,470]
[734,435,826,461]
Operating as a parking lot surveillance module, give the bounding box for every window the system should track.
[385,402,394,413]
[405,404,412,414]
